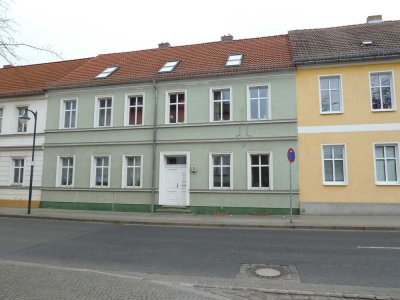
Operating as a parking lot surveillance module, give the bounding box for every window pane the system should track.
[65,101,71,110]
[96,168,102,185]
[129,107,136,125]
[324,161,333,181]
[137,107,143,125]
[222,89,230,100]
[64,111,71,128]
[249,87,258,98]
[137,97,143,105]
[387,159,397,181]
[61,168,67,185]
[371,87,381,109]
[130,97,136,106]
[386,146,396,158]
[99,109,105,126]
[213,155,221,165]
[333,146,343,158]
[99,100,105,108]
[71,101,77,109]
[375,146,384,158]
[376,160,385,181]
[106,109,111,126]
[213,167,221,187]
[321,90,330,112]
[261,166,269,187]
[134,168,141,186]
[260,99,268,119]
[103,168,108,186]
[251,167,259,187]
[259,87,267,98]
[14,168,20,183]
[178,104,185,123]
[380,73,391,86]
[214,102,221,121]
[334,161,344,181]
[127,168,133,186]
[370,74,379,87]
[331,90,341,111]
[251,155,259,165]
[103,157,109,166]
[169,105,177,123]
[178,93,184,103]
[323,146,332,159]
[330,77,340,89]
[382,87,392,109]
[320,78,329,90]
[222,102,230,120]
[127,157,134,166]
[260,154,269,165]
[250,99,258,119]
[71,111,76,127]
[222,155,230,165]
[68,168,73,185]
[213,91,221,100]
[170,94,177,103]
[222,167,230,187]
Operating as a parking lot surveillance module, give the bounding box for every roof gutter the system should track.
[294,53,400,66]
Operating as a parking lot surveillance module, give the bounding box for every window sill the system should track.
[323,182,347,186]
[320,111,343,115]
[371,109,396,113]
[375,182,400,186]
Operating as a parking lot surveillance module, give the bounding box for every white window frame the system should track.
[226,54,243,66]
[17,106,28,133]
[11,158,25,185]
[94,96,113,127]
[369,71,396,112]
[56,156,75,187]
[247,151,273,190]
[373,142,400,185]
[0,106,3,133]
[318,74,344,114]
[90,155,111,188]
[124,93,145,126]
[59,98,78,129]
[208,152,233,190]
[95,66,119,79]
[321,144,348,185]
[122,154,143,188]
[165,90,187,124]
[209,87,232,122]
[159,61,179,73]
[247,84,271,121]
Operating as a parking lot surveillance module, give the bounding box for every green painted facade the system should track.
[42,72,298,214]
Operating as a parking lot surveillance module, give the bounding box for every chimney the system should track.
[367,15,383,24]
[221,34,233,42]
[3,64,13,68]
[158,42,170,49]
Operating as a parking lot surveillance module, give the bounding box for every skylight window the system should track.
[95,66,119,79]
[226,54,243,67]
[159,61,179,73]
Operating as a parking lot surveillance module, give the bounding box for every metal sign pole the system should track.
[289,161,292,223]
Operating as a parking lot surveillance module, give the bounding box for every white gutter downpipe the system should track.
[151,79,158,213]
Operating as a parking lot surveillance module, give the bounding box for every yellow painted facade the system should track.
[297,61,400,206]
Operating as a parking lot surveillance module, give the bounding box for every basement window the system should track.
[159,61,179,73]
[95,66,119,79]
[226,54,243,66]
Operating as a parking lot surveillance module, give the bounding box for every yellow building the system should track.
[289,16,400,214]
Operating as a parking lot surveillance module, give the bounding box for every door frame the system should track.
[159,151,190,206]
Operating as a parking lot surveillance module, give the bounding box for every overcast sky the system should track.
[2,0,400,66]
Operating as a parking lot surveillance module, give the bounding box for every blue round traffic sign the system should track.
[287,148,295,163]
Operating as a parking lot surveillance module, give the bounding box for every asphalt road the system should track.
[0,217,399,288]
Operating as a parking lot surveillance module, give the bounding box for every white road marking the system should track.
[358,246,400,250]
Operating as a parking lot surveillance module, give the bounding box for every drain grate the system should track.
[236,264,300,282]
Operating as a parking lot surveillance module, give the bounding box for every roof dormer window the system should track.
[159,61,179,73]
[226,54,243,67]
[95,66,119,79]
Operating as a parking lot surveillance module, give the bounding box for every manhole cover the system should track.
[254,268,281,277]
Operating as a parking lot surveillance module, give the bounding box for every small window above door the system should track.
[166,156,187,165]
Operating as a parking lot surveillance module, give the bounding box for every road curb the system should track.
[193,284,396,299]
[1,213,400,231]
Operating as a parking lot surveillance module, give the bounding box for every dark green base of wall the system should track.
[40,201,299,215]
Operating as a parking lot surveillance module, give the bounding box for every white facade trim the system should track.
[320,144,348,186]
[209,86,233,122]
[164,89,187,124]
[208,152,233,190]
[121,154,143,188]
[94,95,114,128]
[368,70,397,112]
[373,142,400,185]
[59,97,78,129]
[90,154,111,188]
[246,83,272,121]
[318,74,344,114]
[298,123,400,134]
[124,92,145,126]
[246,151,273,190]
[56,155,76,187]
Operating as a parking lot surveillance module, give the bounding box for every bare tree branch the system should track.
[0,0,63,64]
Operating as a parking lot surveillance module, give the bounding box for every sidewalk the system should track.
[1,207,400,230]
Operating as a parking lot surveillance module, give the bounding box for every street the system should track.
[0,217,399,299]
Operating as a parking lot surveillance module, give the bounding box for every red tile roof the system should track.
[289,20,400,64]
[0,58,90,98]
[49,35,294,90]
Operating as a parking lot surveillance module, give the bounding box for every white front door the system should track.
[164,165,187,206]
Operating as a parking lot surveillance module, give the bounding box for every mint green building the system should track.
[41,35,298,214]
